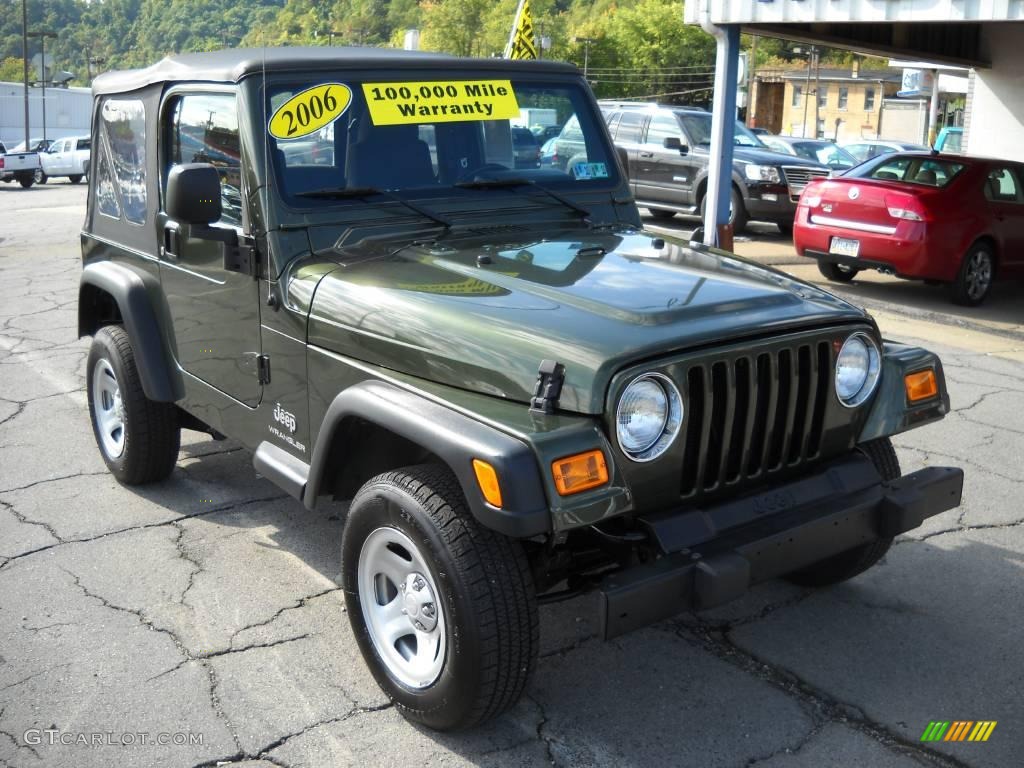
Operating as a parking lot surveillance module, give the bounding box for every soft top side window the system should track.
[98,97,146,225]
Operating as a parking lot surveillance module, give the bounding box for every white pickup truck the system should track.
[0,141,42,188]
[39,136,91,184]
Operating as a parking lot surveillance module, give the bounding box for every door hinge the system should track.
[529,359,565,415]
[225,235,259,278]
[257,354,271,385]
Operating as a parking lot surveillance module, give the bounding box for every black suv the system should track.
[600,101,830,234]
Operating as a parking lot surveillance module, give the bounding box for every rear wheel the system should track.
[69,174,83,184]
[951,242,994,306]
[17,174,33,188]
[87,325,180,485]
[817,260,859,283]
[786,438,899,587]
[342,464,539,730]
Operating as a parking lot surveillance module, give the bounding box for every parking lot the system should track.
[1,182,1022,767]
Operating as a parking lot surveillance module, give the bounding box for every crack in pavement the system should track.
[226,587,344,646]
[0,470,112,496]
[173,522,202,609]
[0,493,288,572]
[0,498,61,546]
[188,702,394,768]
[743,721,825,767]
[146,634,314,683]
[673,620,973,768]
[524,693,559,767]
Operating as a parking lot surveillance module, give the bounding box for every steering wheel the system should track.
[458,162,509,182]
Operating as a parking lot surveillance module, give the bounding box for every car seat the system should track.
[914,168,937,185]
[349,122,436,190]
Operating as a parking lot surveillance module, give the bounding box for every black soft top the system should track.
[92,47,580,95]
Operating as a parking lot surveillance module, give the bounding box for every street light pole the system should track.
[27,30,57,143]
[21,0,29,149]
[573,37,595,78]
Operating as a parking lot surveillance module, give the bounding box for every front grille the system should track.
[679,339,832,498]
[782,166,830,202]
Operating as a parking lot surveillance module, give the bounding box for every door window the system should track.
[645,113,681,148]
[166,93,242,227]
[985,167,1021,203]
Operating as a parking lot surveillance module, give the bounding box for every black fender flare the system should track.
[78,261,184,402]
[304,380,552,538]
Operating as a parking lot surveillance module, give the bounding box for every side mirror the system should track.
[167,163,222,225]
[663,136,689,156]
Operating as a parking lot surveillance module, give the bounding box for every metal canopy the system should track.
[685,1,1022,245]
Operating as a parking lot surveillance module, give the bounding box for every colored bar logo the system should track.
[921,721,997,742]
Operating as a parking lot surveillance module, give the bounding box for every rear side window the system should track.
[77,138,91,151]
[99,99,147,224]
[615,112,645,143]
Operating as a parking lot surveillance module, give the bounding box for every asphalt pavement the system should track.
[1,184,1022,767]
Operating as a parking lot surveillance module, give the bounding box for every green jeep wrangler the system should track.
[79,48,963,730]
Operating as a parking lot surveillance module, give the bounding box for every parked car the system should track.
[538,136,558,167]
[39,135,91,183]
[841,139,928,163]
[794,151,1024,305]
[511,126,541,169]
[750,126,772,136]
[760,136,859,172]
[934,126,964,155]
[599,101,831,234]
[531,124,563,143]
[78,47,962,731]
[0,140,41,187]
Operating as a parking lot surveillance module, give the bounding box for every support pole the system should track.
[928,69,940,146]
[700,21,740,248]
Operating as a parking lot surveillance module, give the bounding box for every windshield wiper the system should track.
[295,186,451,230]
[454,177,591,222]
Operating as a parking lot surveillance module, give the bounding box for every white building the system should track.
[0,82,92,148]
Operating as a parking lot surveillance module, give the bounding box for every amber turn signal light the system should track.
[905,369,938,402]
[472,459,503,508]
[552,450,609,496]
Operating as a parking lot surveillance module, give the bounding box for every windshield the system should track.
[794,142,856,168]
[677,113,765,148]
[265,76,616,202]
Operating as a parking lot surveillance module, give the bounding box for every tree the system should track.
[0,56,24,82]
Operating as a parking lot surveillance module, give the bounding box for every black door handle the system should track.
[639,151,654,159]
[162,222,181,259]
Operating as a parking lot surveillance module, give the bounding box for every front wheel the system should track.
[699,186,748,234]
[785,438,899,587]
[34,169,47,184]
[647,208,677,221]
[87,325,180,485]
[776,221,793,237]
[342,464,539,730]
[817,260,859,283]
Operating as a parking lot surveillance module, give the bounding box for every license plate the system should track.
[829,237,860,258]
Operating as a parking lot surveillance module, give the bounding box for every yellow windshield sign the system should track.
[269,83,352,140]
[362,81,520,125]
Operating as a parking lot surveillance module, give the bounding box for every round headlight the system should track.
[616,374,683,461]
[835,333,881,407]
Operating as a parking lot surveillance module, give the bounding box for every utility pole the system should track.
[746,35,757,127]
[801,52,811,138]
[21,0,29,149]
[28,30,57,144]
[812,47,821,139]
[573,37,595,78]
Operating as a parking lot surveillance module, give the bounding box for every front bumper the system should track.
[744,182,797,222]
[598,452,963,639]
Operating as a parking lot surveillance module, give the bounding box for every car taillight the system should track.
[0,157,5,169]
[885,192,926,221]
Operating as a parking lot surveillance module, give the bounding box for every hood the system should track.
[300,228,867,414]
[732,146,825,167]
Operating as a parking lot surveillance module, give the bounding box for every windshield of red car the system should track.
[264,76,617,202]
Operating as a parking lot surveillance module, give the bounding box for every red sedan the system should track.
[793,152,1024,305]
